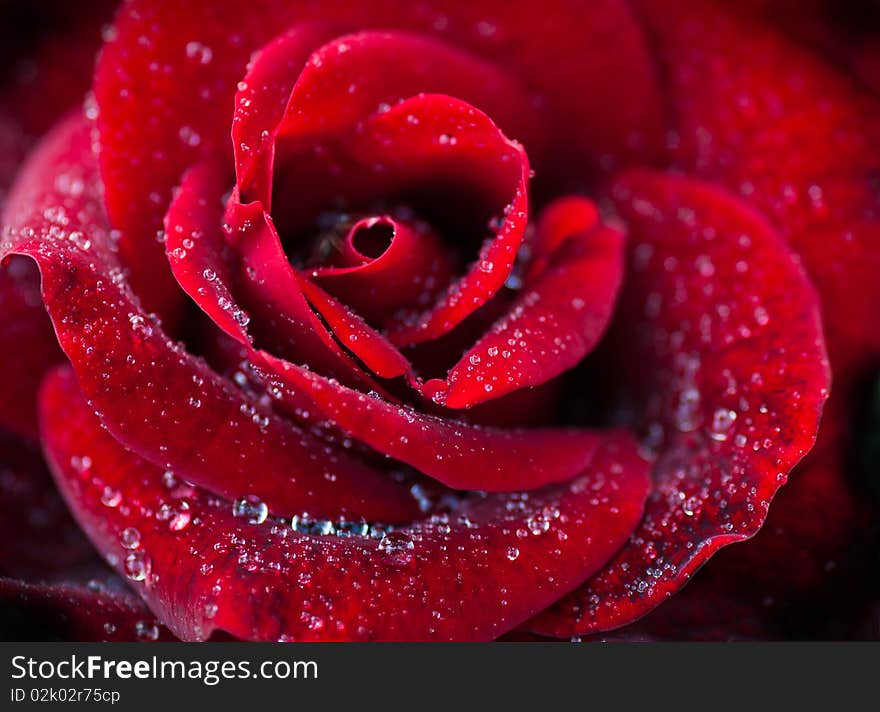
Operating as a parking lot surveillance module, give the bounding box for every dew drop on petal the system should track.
[232,495,268,524]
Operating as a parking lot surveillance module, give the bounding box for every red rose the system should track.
[0,0,877,641]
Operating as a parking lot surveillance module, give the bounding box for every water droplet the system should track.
[682,495,701,517]
[506,546,520,561]
[120,527,141,549]
[168,504,191,532]
[185,41,213,64]
[135,620,160,641]
[124,550,150,582]
[101,486,122,508]
[526,514,550,536]
[709,408,738,441]
[232,495,268,524]
[377,531,415,564]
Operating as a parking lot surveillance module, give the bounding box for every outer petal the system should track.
[0,577,173,642]
[0,430,97,582]
[95,0,662,238]
[237,29,541,206]
[0,258,63,440]
[2,115,420,523]
[41,366,650,641]
[640,0,880,382]
[529,171,830,635]
[639,0,880,594]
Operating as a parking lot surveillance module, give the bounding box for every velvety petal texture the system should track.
[41,366,649,641]
[1,0,858,641]
[529,171,829,635]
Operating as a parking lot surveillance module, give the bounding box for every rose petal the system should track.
[96,0,662,240]
[297,278,411,379]
[1,115,420,523]
[166,165,396,393]
[40,366,649,641]
[253,355,613,492]
[237,29,540,206]
[528,170,830,635]
[309,215,456,325]
[641,0,880,383]
[0,577,173,642]
[229,92,531,356]
[427,206,625,409]
[350,95,530,345]
[0,258,63,440]
[700,395,871,596]
[641,0,880,595]
[222,202,404,390]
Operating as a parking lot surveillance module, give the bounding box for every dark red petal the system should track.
[297,278,411,379]
[220,201,400,390]
[309,215,456,325]
[528,170,830,635]
[0,577,173,642]
[97,0,661,227]
[640,0,880,596]
[0,430,97,581]
[40,366,649,641]
[700,394,872,596]
[231,23,340,205]
[232,93,530,350]
[640,0,880,383]
[355,95,530,345]
[1,115,419,523]
[0,258,63,440]
[253,354,611,492]
[93,2,257,319]
[428,220,625,409]
[238,29,540,206]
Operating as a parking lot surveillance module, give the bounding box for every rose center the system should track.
[302,211,457,326]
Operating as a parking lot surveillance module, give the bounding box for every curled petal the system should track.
[1,115,419,523]
[238,29,540,205]
[356,95,530,345]
[40,366,649,641]
[429,207,625,409]
[232,94,531,352]
[528,170,830,635]
[309,215,456,325]
[167,167,392,391]
[253,354,615,493]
